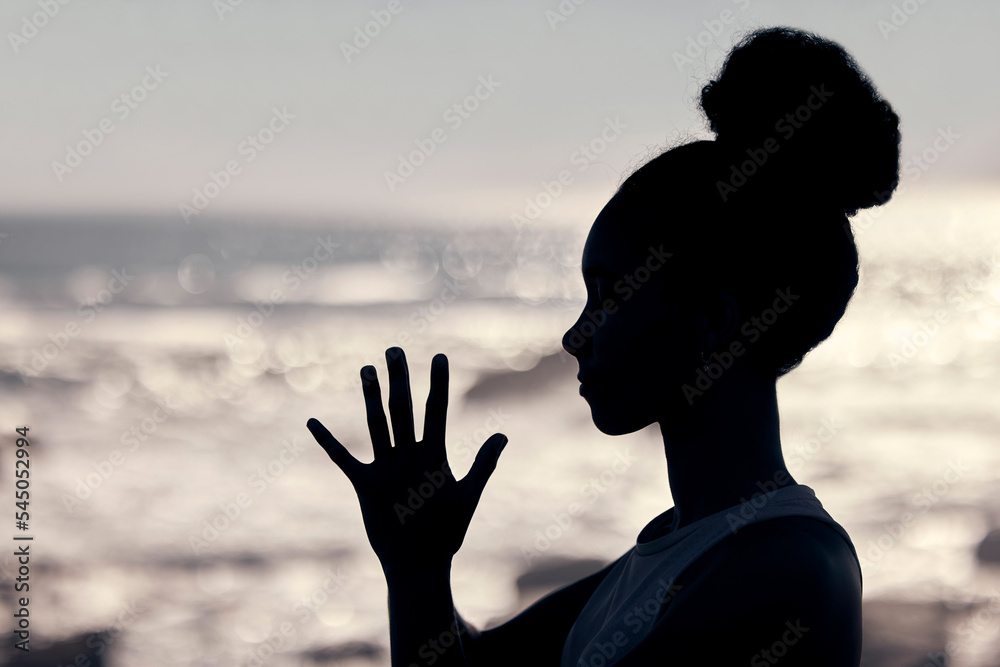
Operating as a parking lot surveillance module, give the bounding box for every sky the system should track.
[1,0,997,228]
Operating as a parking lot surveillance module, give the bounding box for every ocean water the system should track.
[1,188,999,666]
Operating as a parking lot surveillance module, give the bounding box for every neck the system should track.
[659,370,796,531]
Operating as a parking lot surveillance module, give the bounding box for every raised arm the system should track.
[461,553,625,667]
[382,551,623,667]
[383,562,469,667]
[307,348,507,667]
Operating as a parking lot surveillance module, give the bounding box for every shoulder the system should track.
[698,515,861,590]
[617,516,862,666]
[679,515,861,618]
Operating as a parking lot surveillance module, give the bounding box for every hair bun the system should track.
[700,27,901,216]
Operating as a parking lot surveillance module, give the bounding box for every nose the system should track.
[562,312,590,359]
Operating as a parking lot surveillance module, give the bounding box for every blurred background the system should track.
[0,1,998,665]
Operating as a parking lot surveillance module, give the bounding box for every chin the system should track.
[583,380,693,435]
[585,397,653,436]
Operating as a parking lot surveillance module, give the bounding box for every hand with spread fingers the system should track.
[307,347,507,578]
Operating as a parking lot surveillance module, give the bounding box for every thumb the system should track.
[462,433,508,510]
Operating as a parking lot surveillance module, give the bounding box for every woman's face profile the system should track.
[562,192,700,435]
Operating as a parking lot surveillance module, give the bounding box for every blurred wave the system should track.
[1,194,999,665]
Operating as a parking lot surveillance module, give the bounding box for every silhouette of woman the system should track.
[307,26,900,667]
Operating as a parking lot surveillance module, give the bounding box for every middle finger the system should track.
[386,347,416,448]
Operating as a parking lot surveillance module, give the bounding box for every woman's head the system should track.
[562,26,901,435]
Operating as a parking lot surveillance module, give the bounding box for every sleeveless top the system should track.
[560,484,860,667]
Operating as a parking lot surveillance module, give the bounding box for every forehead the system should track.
[582,194,642,275]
